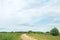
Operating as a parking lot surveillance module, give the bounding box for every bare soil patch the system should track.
[21,34,37,40]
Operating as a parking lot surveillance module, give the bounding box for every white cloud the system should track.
[0,0,60,32]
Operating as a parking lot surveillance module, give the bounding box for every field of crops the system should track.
[0,32,22,40]
[0,32,60,40]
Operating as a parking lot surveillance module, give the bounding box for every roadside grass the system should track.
[27,33,60,40]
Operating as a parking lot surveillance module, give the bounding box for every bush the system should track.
[50,27,59,36]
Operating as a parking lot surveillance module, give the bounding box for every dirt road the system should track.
[21,34,37,40]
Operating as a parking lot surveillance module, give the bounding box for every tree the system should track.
[50,27,59,36]
[46,32,49,33]
[28,30,32,33]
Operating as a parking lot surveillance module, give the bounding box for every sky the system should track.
[0,0,60,32]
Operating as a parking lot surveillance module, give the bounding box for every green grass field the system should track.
[0,32,60,40]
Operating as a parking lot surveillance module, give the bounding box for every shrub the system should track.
[50,27,59,36]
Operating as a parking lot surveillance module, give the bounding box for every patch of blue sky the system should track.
[35,17,53,26]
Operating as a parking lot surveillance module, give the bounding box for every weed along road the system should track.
[21,34,37,40]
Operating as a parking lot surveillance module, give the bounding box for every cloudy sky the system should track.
[0,0,60,32]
